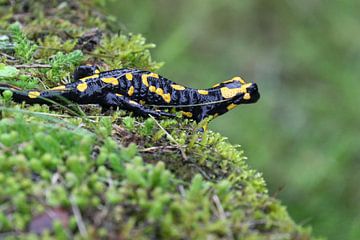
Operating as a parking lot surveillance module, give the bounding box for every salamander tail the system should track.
[0,83,68,104]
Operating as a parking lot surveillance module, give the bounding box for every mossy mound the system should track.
[0,1,316,239]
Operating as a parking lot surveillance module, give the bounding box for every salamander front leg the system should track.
[101,93,175,118]
[73,65,100,81]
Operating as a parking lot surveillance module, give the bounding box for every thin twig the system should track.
[178,185,186,197]
[212,194,226,221]
[1,109,99,120]
[13,63,51,68]
[212,194,234,240]
[186,162,211,180]
[139,145,181,153]
[149,115,188,160]
[35,46,115,58]
[149,115,178,144]
[148,98,232,108]
[37,78,48,89]
[0,52,16,60]
[70,196,88,237]
[51,172,61,185]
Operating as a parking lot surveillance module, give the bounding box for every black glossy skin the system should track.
[0,65,260,122]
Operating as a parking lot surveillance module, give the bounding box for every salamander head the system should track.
[240,82,260,104]
[217,76,260,103]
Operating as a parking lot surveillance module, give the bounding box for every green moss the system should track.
[0,1,318,239]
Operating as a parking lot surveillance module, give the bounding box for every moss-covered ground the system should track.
[0,1,317,239]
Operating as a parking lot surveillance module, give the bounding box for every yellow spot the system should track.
[162,93,171,103]
[148,73,159,78]
[213,113,219,118]
[95,69,100,74]
[197,90,208,95]
[101,77,119,85]
[142,73,159,87]
[171,84,185,90]
[220,87,239,99]
[129,100,139,105]
[142,74,149,87]
[156,88,164,95]
[77,83,88,92]
[227,103,237,110]
[212,83,220,88]
[149,86,156,92]
[140,100,146,105]
[243,93,251,100]
[79,74,99,82]
[222,77,246,85]
[125,73,133,80]
[115,93,123,97]
[232,76,246,84]
[182,111,193,118]
[28,91,40,98]
[220,83,252,99]
[128,86,134,96]
[50,85,66,91]
[150,87,171,103]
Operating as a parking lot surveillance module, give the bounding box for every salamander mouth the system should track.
[250,90,260,102]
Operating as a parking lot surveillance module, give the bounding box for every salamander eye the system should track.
[244,83,260,103]
[73,65,100,80]
[247,83,258,93]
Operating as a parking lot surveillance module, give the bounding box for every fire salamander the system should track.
[0,65,260,122]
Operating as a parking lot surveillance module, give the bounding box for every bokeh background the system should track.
[105,0,360,239]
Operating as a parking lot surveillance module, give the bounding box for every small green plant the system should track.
[2,89,13,101]
[8,22,38,62]
[122,116,135,131]
[139,117,155,136]
[47,50,84,83]
[37,35,77,57]
[49,50,83,73]
[94,33,163,71]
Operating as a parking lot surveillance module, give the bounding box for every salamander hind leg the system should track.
[101,93,175,118]
[73,65,100,81]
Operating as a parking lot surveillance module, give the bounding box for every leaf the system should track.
[0,64,19,78]
[0,34,14,50]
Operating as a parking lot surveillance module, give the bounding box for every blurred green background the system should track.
[106,0,360,239]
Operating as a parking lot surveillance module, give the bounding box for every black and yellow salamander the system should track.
[0,65,260,122]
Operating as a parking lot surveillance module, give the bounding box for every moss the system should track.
[0,1,318,239]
